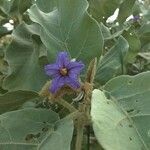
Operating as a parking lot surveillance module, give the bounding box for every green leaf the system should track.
[95,71,150,149]
[138,24,150,51]
[0,90,39,114]
[3,23,48,92]
[91,77,150,150]
[95,36,129,85]
[143,8,150,22]
[88,0,121,23]
[100,23,111,40]
[28,0,103,65]
[36,0,56,12]
[104,72,150,110]
[138,23,150,35]
[0,108,73,150]
[0,8,7,18]
[0,0,32,17]
[40,118,74,150]
[123,30,141,63]
[118,0,136,23]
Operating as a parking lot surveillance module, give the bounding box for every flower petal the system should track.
[68,61,84,70]
[56,51,70,67]
[68,61,84,77]
[44,63,59,77]
[65,76,80,89]
[50,76,65,93]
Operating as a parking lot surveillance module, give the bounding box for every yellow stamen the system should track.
[60,68,68,76]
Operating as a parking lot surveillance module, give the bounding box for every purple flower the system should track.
[132,15,140,22]
[45,51,84,94]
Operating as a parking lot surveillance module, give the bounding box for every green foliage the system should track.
[91,90,142,150]
[138,23,150,52]
[0,0,32,17]
[95,36,129,85]
[0,0,149,149]
[117,0,136,23]
[28,0,104,65]
[123,30,141,63]
[0,108,73,150]
[36,0,56,12]
[88,0,121,22]
[0,90,39,114]
[91,72,150,150]
[3,23,48,92]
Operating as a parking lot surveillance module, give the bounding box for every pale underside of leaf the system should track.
[91,89,150,150]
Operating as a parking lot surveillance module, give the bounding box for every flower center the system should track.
[60,68,68,76]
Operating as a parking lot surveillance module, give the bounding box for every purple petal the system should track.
[56,51,70,68]
[65,76,80,89]
[67,61,84,77]
[44,64,59,77]
[68,61,84,70]
[50,76,65,93]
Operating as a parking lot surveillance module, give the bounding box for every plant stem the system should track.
[57,99,77,113]
[67,111,79,120]
[86,125,90,150]
[18,14,23,24]
[75,121,84,150]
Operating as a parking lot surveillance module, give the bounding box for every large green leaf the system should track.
[28,0,103,65]
[91,87,150,150]
[0,108,73,150]
[95,36,129,85]
[88,0,121,23]
[0,90,39,114]
[91,72,150,150]
[3,23,48,92]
